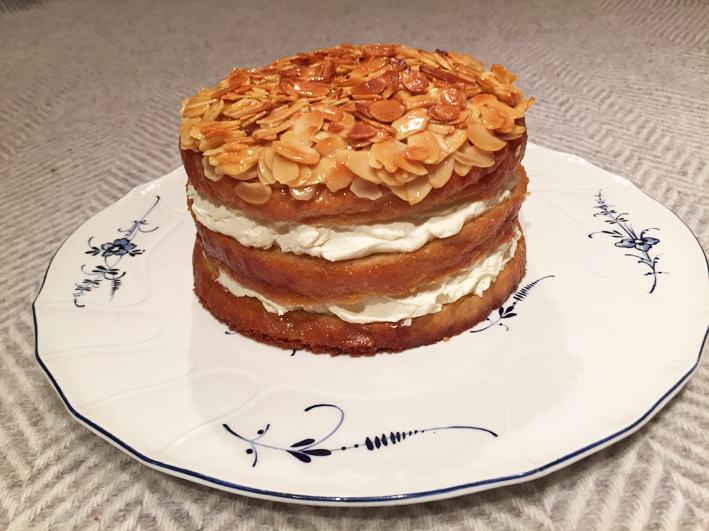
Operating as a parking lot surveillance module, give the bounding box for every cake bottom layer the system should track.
[192,231,527,356]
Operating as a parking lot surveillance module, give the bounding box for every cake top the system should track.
[179,44,533,205]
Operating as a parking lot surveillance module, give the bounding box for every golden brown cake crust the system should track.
[192,231,527,356]
[193,165,528,306]
[181,129,525,226]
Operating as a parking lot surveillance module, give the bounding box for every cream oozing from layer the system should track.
[187,173,516,262]
[215,228,520,324]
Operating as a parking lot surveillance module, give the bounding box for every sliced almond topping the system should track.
[394,151,427,175]
[289,185,319,201]
[351,57,389,77]
[429,103,461,122]
[392,108,430,140]
[406,130,440,164]
[427,155,455,188]
[403,146,429,161]
[370,138,399,173]
[389,175,432,205]
[311,156,337,180]
[374,167,400,187]
[351,76,388,96]
[314,135,348,157]
[362,44,397,58]
[515,97,535,113]
[272,152,301,183]
[427,123,455,136]
[441,86,466,109]
[436,129,468,159]
[202,156,222,182]
[216,149,260,178]
[347,121,378,139]
[454,159,473,177]
[257,157,276,184]
[310,103,345,121]
[350,178,382,200]
[345,149,382,183]
[291,81,330,97]
[420,65,459,83]
[453,143,496,168]
[272,141,321,165]
[498,125,526,141]
[369,100,406,122]
[251,119,294,140]
[399,69,429,93]
[291,111,325,143]
[234,182,272,204]
[325,163,354,192]
[466,124,507,151]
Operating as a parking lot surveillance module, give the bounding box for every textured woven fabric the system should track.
[1,0,708,529]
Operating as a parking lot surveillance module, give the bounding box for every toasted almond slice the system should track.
[453,159,473,177]
[399,70,429,93]
[405,94,438,111]
[345,149,382,183]
[392,108,430,140]
[325,163,354,192]
[202,156,222,182]
[291,111,325,143]
[216,149,260,178]
[370,138,399,173]
[498,125,526,140]
[429,104,461,122]
[292,81,330,97]
[280,130,305,146]
[406,131,440,164]
[310,103,345,121]
[256,101,305,126]
[257,157,276,184]
[272,152,300,184]
[251,119,294,140]
[403,146,429,161]
[392,167,418,184]
[390,175,432,205]
[272,141,320,165]
[198,136,224,152]
[369,100,406,122]
[467,124,507,151]
[314,135,348,157]
[290,185,319,201]
[262,147,275,171]
[182,98,217,118]
[375,167,400,187]
[234,182,272,204]
[453,143,496,168]
[481,108,507,130]
[515,97,535,113]
[351,76,388,96]
[394,151,427,175]
[202,100,225,121]
[427,123,455,136]
[435,129,468,160]
[427,155,455,188]
[351,57,389,77]
[311,156,337,180]
[347,121,378,139]
[350,178,382,200]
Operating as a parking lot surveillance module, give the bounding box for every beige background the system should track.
[1,0,708,529]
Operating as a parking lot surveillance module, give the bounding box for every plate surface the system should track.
[34,144,709,506]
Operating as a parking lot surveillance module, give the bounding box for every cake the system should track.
[179,44,533,356]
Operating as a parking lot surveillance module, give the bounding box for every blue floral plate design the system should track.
[33,144,709,506]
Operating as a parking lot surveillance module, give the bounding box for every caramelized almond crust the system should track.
[181,128,525,226]
[193,232,527,356]
[193,165,528,306]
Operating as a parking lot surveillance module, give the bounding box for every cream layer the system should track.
[214,228,520,324]
[187,173,516,262]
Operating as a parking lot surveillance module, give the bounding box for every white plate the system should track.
[34,144,709,506]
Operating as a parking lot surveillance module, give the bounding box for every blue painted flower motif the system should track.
[224,404,497,467]
[614,236,659,252]
[100,238,138,257]
[73,197,160,306]
[589,190,664,294]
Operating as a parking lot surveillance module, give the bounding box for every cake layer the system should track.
[194,166,527,306]
[188,168,520,261]
[181,129,525,226]
[193,233,527,356]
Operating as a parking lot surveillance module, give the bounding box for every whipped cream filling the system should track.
[215,228,520,324]
[188,173,516,262]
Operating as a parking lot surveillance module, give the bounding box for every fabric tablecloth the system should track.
[2,0,708,529]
